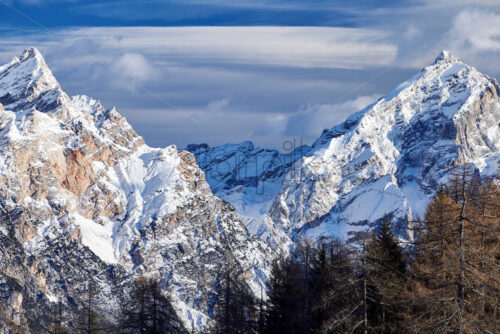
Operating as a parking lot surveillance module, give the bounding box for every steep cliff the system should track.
[190,51,500,241]
[0,48,273,332]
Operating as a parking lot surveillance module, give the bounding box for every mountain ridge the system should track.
[0,47,273,332]
[0,46,499,332]
[189,50,500,242]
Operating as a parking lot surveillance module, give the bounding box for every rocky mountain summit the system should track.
[189,50,500,242]
[0,48,273,332]
[1,46,499,333]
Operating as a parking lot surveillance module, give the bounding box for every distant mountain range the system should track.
[188,50,500,246]
[0,48,499,332]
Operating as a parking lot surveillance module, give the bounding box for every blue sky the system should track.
[1,0,408,27]
[1,0,500,149]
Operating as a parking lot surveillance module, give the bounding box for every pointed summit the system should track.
[433,50,461,64]
[0,47,62,112]
[19,47,47,66]
[21,46,41,59]
[0,47,50,73]
[265,48,500,243]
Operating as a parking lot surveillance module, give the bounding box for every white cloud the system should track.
[393,9,500,75]
[449,10,500,53]
[51,26,397,69]
[206,97,230,112]
[0,26,398,76]
[422,0,500,7]
[2,2,500,150]
[112,53,158,84]
[5,22,496,149]
[402,25,421,41]
[0,26,399,148]
[286,94,381,139]
[406,10,500,74]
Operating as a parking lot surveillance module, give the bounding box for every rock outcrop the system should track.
[189,51,500,242]
[0,48,273,332]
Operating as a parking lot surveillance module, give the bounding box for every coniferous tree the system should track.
[257,288,265,334]
[213,267,257,334]
[310,238,359,334]
[121,277,187,334]
[309,242,330,334]
[410,166,500,333]
[263,259,285,334]
[264,257,307,334]
[47,301,70,334]
[295,239,314,333]
[73,276,102,333]
[365,217,407,333]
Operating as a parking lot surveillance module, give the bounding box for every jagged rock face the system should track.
[0,48,61,113]
[0,205,127,333]
[0,210,31,334]
[0,48,273,332]
[2,46,499,332]
[269,51,500,239]
[190,51,500,241]
[187,141,311,253]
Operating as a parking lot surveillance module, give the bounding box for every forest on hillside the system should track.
[1,165,499,333]
[213,165,500,334]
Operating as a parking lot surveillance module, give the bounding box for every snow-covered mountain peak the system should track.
[0,48,274,331]
[0,47,62,113]
[433,50,461,65]
[20,47,44,63]
[265,52,500,240]
[311,55,470,151]
[188,52,500,246]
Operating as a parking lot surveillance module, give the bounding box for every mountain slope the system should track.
[2,47,499,332]
[0,48,273,332]
[187,141,310,252]
[190,51,500,241]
